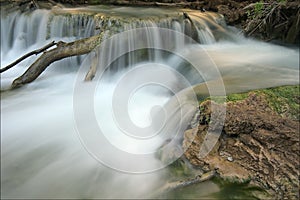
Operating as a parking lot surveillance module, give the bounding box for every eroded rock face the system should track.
[184,92,300,199]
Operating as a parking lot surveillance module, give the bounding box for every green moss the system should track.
[203,92,249,104]
[202,93,248,104]
[258,85,300,120]
[87,0,103,4]
[226,92,249,102]
[254,1,264,16]
[211,176,269,200]
[201,85,300,119]
[167,159,193,178]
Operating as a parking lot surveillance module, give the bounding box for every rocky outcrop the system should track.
[183,89,300,199]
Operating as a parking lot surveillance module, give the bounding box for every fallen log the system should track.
[11,33,105,89]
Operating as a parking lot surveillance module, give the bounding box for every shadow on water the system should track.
[211,177,269,200]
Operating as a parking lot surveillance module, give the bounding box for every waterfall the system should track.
[1,5,299,199]
[1,9,96,55]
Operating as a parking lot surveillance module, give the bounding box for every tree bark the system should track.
[11,33,104,89]
[84,50,99,81]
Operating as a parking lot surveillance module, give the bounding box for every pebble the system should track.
[227,156,234,162]
[263,168,269,175]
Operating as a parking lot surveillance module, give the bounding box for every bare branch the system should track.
[0,41,57,73]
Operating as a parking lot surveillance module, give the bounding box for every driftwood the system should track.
[11,33,104,89]
[0,41,57,73]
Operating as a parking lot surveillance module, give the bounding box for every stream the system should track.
[1,5,299,199]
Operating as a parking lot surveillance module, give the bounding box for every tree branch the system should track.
[0,41,57,73]
[11,34,104,89]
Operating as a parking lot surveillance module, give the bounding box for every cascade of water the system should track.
[1,9,97,77]
[0,7,225,198]
[1,5,299,199]
[1,10,95,58]
[1,8,223,68]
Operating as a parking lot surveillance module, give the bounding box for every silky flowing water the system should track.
[1,5,299,199]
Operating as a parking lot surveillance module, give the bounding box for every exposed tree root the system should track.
[157,170,215,195]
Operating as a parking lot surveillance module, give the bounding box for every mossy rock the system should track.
[207,85,299,120]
